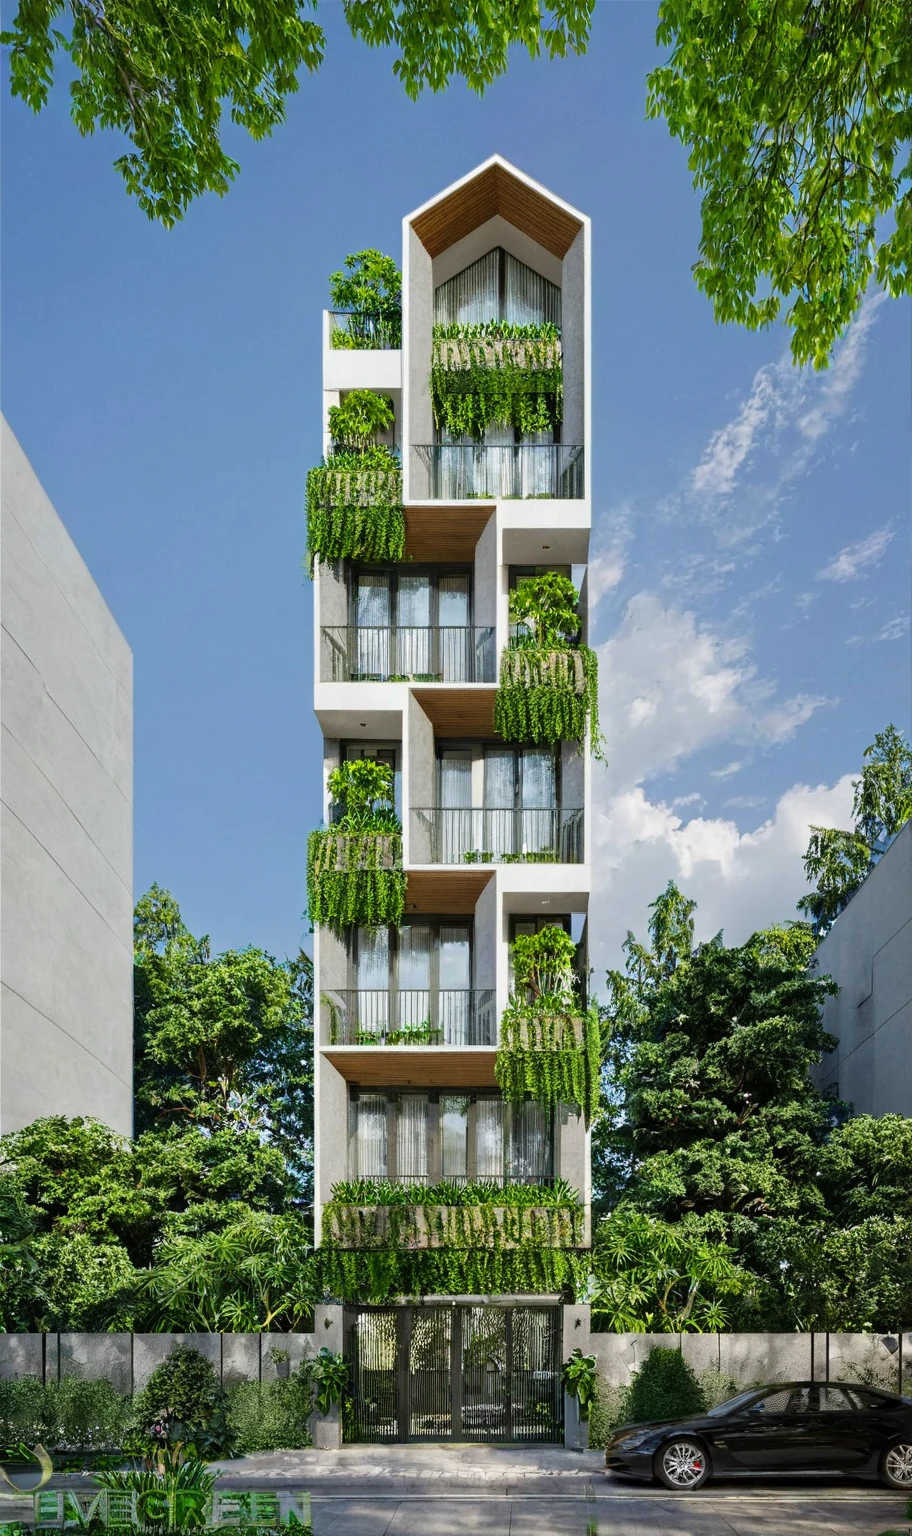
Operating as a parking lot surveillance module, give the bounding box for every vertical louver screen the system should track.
[434,249,561,329]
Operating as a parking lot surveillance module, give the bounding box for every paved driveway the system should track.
[302,1483,908,1536]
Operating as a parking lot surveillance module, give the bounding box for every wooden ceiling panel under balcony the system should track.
[404,869,493,914]
[411,164,583,261]
[321,1046,498,1088]
[404,506,494,561]
[412,687,497,738]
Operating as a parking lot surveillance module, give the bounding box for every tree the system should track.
[647,2,912,366]
[133,885,313,1202]
[2,0,594,226]
[799,724,912,936]
[588,1207,748,1333]
[599,883,840,1224]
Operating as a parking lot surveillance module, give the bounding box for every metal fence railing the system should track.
[321,987,497,1046]
[328,310,401,350]
[410,807,584,865]
[412,444,584,501]
[321,626,495,683]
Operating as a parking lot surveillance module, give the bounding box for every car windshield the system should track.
[706,1389,766,1418]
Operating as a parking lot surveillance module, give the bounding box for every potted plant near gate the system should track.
[562,1347,598,1451]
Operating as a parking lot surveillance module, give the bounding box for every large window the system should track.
[434,249,561,330]
[351,568,474,680]
[348,1092,553,1185]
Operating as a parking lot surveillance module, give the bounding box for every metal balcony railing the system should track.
[321,626,495,683]
[410,807,584,865]
[328,310,401,350]
[413,444,584,501]
[321,987,497,1046]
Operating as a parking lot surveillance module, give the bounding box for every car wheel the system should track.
[655,1437,710,1491]
[881,1442,912,1490]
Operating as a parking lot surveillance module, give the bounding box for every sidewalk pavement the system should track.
[210,1444,607,1483]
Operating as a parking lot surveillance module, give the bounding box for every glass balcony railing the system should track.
[321,987,497,1046]
[413,444,584,501]
[328,310,401,350]
[321,626,496,683]
[410,808,584,865]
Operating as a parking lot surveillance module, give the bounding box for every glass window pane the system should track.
[397,1095,428,1181]
[438,574,469,627]
[352,1094,388,1178]
[399,925,431,988]
[509,1101,550,1182]
[440,1096,468,1179]
[520,748,555,808]
[440,751,473,808]
[439,924,471,988]
[434,251,499,325]
[504,252,561,329]
[357,928,390,988]
[475,1100,504,1180]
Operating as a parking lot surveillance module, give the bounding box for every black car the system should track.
[606,1381,912,1491]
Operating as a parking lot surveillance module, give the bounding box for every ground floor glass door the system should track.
[345,1305,562,1444]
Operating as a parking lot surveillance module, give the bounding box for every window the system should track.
[350,569,474,681]
[817,1387,854,1412]
[348,1092,553,1184]
[351,921,474,1042]
[751,1389,810,1415]
[841,1388,893,1411]
[434,249,561,330]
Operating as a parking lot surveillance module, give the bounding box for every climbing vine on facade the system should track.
[495,926,601,1124]
[306,390,404,569]
[494,573,603,757]
[307,759,405,929]
[431,322,562,439]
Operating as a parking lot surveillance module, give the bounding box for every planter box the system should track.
[324,1203,583,1250]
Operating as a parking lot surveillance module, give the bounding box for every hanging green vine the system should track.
[307,759,405,929]
[318,1245,584,1305]
[431,322,562,440]
[495,927,601,1125]
[306,447,404,570]
[323,1199,583,1250]
[495,574,604,757]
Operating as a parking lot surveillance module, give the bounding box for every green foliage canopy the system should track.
[622,1343,706,1424]
[648,1,912,367]
[3,0,594,224]
[799,724,912,935]
[329,250,401,349]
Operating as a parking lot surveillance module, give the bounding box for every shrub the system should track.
[0,1375,130,1453]
[622,1346,706,1426]
[227,1365,315,1454]
[131,1347,233,1457]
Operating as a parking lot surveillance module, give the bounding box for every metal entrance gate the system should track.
[344,1305,563,1443]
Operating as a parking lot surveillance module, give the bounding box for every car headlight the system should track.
[610,1430,654,1451]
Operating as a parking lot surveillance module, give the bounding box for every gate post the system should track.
[562,1303,591,1451]
[312,1304,344,1450]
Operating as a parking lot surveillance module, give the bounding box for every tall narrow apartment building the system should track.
[311,159,594,1445]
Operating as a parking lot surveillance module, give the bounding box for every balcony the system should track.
[323,1179,584,1250]
[321,988,497,1046]
[328,310,401,350]
[410,807,584,865]
[412,444,584,501]
[321,626,495,684]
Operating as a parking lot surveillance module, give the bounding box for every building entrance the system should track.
[344,1304,563,1444]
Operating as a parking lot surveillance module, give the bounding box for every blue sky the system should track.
[3,5,909,969]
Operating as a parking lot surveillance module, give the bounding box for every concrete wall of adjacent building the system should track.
[1,419,133,1136]
[811,820,912,1117]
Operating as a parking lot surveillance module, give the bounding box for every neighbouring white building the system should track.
[1,417,133,1136]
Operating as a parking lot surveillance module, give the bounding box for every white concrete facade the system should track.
[811,820,912,1118]
[312,159,592,1260]
[1,418,133,1136]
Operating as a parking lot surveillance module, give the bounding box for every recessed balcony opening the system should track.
[321,918,496,1047]
[411,744,583,865]
[348,1089,554,1186]
[321,565,495,684]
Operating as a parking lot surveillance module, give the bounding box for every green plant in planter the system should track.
[306,389,403,570]
[306,445,404,570]
[495,927,601,1124]
[495,574,603,757]
[129,1346,234,1460]
[312,1349,348,1416]
[329,251,401,350]
[307,759,405,930]
[561,1347,598,1420]
[431,321,562,439]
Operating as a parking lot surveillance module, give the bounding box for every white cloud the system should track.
[847,613,911,646]
[724,795,766,810]
[691,367,785,499]
[590,775,856,973]
[710,760,745,780]
[816,523,895,583]
[597,594,833,790]
[587,507,632,615]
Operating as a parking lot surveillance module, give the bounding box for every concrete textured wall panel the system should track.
[812,822,912,1118]
[0,418,133,1136]
[59,1334,132,1395]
